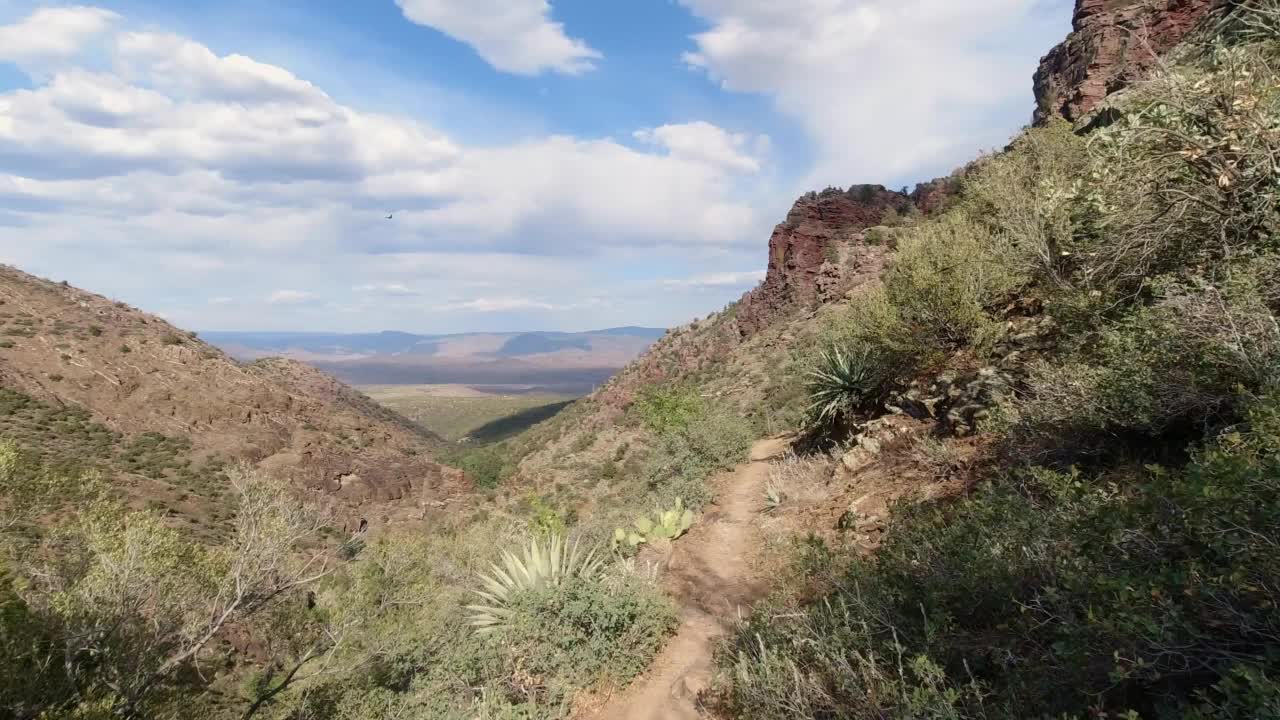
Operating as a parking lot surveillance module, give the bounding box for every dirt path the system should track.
[581,437,791,720]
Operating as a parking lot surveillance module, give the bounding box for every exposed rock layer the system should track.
[736,185,910,337]
[1033,0,1219,124]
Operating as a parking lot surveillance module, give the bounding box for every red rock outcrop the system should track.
[736,185,910,337]
[1033,0,1219,124]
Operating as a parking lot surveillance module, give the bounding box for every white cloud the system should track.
[661,269,765,289]
[0,6,118,69]
[0,6,778,332]
[395,0,600,76]
[435,296,558,313]
[678,0,1067,184]
[354,282,420,296]
[267,289,316,305]
[634,121,767,173]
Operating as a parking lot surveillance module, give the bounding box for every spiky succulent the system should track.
[465,534,605,634]
[806,347,891,427]
[762,483,785,513]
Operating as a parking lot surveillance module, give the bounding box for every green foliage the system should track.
[612,498,694,550]
[644,404,753,509]
[958,120,1087,288]
[633,386,704,434]
[1074,43,1280,298]
[466,534,606,635]
[721,392,1280,718]
[885,215,1022,352]
[805,346,896,428]
[446,443,515,489]
[498,574,678,707]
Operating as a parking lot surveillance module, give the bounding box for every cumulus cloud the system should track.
[0,7,776,330]
[0,6,118,69]
[395,0,600,75]
[678,0,1066,184]
[634,121,768,173]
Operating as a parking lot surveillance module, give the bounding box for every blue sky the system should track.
[0,0,1072,333]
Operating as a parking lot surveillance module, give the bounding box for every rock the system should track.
[1034,0,1219,125]
[737,185,909,337]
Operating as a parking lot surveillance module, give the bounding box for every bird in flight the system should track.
[385,213,394,220]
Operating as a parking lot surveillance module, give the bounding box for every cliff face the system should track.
[1033,0,1219,124]
[736,185,910,337]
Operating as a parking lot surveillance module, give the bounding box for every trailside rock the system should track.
[1033,0,1218,125]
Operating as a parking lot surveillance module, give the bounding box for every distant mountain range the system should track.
[201,327,668,392]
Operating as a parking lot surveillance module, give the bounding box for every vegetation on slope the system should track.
[720,11,1280,719]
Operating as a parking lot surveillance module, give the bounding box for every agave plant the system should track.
[612,499,695,550]
[465,534,605,634]
[762,482,785,514]
[806,346,890,427]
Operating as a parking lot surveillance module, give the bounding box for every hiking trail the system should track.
[580,437,791,720]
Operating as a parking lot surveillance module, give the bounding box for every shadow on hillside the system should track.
[467,400,576,443]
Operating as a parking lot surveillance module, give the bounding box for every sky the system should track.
[0,0,1072,334]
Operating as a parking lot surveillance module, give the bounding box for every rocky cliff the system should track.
[1033,0,1219,124]
[736,185,909,337]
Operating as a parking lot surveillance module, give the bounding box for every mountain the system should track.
[0,265,467,533]
[201,326,667,392]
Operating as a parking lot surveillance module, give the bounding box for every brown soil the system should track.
[579,437,792,720]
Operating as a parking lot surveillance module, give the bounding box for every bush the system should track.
[1018,273,1280,452]
[645,405,753,509]
[885,215,1022,352]
[634,386,704,434]
[499,574,678,705]
[1075,43,1280,298]
[959,120,1087,288]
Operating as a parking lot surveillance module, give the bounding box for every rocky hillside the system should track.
[1033,0,1220,124]
[0,266,467,532]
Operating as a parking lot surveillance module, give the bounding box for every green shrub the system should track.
[959,120,1086,288]
[634,386,704,434]
[446,444,514,489]
[885,215,1022,352]
[499,575,677,704]
[1019,273,1280,450]
[644,406,752,509]
[1075,43,1280,298]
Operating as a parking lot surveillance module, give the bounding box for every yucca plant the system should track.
[465,534,605,634]
[762,482,785,514]
[805,347,892,428]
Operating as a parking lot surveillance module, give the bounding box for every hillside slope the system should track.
[0,266,467,529]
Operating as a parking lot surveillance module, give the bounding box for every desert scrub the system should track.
[644,403,753,509]
[885,214,1022,352]
[719,392,1280,719]
[498,574,678,705]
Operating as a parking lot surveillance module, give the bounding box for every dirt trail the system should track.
[581,437,791,720]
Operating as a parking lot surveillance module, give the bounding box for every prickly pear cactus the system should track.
[612,498,695,551]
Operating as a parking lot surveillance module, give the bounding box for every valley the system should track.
[2,1,1280,719]
[357,383,578,442]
